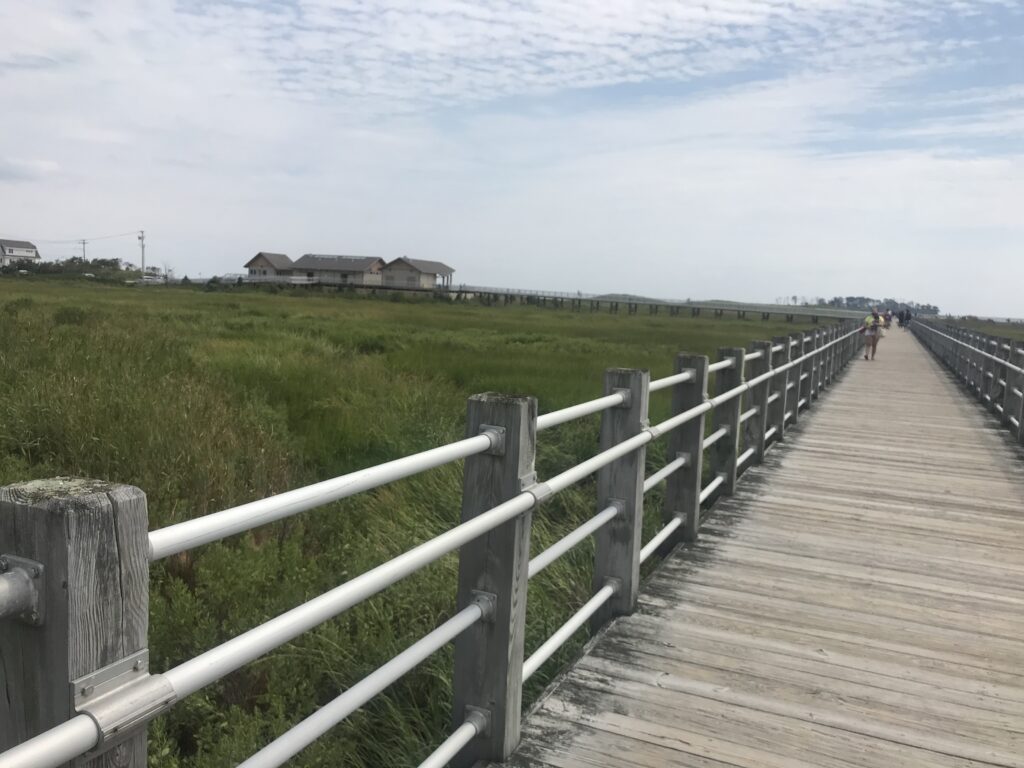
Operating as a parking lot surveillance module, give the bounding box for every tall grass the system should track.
[0,280,810,767]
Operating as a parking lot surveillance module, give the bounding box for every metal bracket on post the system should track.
[0,554,46,626]
[480,425,507,456]
[72,651,176,761]
[471,591,497,623]
[612,388,632,408]
[73,650,150,709]
[465,706,492,739]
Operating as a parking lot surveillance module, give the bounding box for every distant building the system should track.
[292,254,386,286]
[0,239,40,267]
[382,257,454,289]
[244,252,294,277]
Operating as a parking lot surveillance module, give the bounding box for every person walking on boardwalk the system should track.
[863,308,883,360]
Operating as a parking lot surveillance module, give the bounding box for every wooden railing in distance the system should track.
[0,322,862,768]
[913,320,1024,444]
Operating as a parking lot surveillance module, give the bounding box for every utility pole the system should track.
[80,239,87,260]
[138,230,146,276]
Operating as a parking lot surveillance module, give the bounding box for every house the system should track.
[291,254,386,286]
[244,252,294,278]
[0,239,40,268]
[381,257,455,290]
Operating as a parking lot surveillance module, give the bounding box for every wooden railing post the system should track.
[0,478,150,767]
[1004,341,1024,443]
[591,369,649,629]
[452,394,537,767]
[663,354,709,545]
[827,326,838,385]
[993,337,1011,416]
[971,332,984,398]
[746,341,773,463]
[791,332,807,423]
[710,348,745,496]
[980,334,996,410]
[956,327,966,381]
[820,327,831,389]
[769,336,791,442]
[808,330,822,403]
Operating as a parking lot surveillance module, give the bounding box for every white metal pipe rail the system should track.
[147,433,498,561]
[0,320,860,768]
[528,504,619,578]
[521,582,618,682]
[237,604,485,768]
[913,320,1024,446]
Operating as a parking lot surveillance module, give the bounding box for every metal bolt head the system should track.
[28,611,39,623]
[0,557,8,572]
[30,566,40,578]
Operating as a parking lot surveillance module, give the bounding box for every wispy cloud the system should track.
[0,0,1021,313]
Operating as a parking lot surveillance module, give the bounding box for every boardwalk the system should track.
[502,329,1024,768]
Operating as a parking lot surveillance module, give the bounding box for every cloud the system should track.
[0,0,1021,314]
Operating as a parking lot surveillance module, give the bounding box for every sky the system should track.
[1,1,1022,316]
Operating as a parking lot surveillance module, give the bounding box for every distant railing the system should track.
[913,320,1024,444]
[0,323,862,768]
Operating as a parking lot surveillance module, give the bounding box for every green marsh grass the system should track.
[0,280,812,767]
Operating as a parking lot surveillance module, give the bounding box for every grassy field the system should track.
[0,279,816,767]
[955,318,1024,342]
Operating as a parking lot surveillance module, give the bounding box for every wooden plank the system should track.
[500,330,1024,768]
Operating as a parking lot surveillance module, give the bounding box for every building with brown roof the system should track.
[382,257,455,289]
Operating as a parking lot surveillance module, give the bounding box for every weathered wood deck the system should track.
[501,329,1024,768]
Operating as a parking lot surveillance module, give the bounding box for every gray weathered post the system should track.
[827,325,838,385]
[710,348,746,496]
[954,327,965,383]
[809,330,821,402]
[745,341,773,464]
[662,354,709,545]
[820,327,831,389]
[452,394,536,767]
[591,369,649,629]
[994,337,1011,415]
[769,336,791,442]
[980,334,997,409]
[790,332,806,425]
[957,328,970,384]
[819,327,830,388]
[0,479,150,767]
[972,332,985,399]
[1004,341,1024,442]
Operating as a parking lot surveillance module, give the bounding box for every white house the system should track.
[291,254,386,286]
[0,239,40,267]
[381,257,454,289]
[244,252,294,278]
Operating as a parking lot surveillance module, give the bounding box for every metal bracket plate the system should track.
[465,705,492,738]
[480,424,506,456]
[72,649,149,709]
[72,650,177,762]
[0,553,46,626]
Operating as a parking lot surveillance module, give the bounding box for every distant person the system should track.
[884,309,893,329]
[863,308,883,360]
[904,309,912,327]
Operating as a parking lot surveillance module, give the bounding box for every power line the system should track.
[0,230,140,244]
